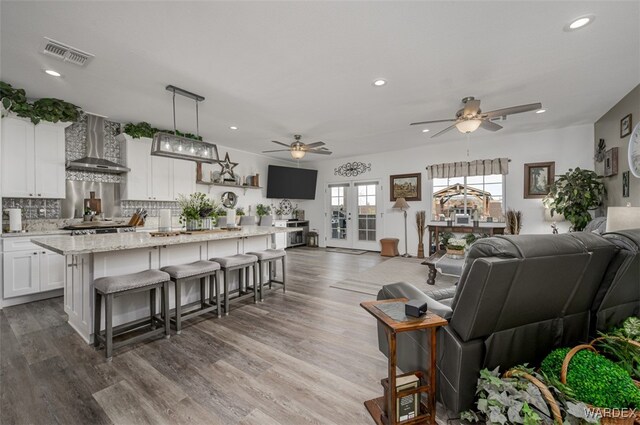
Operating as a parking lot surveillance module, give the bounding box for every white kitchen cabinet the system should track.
[122,135,197,201]
[3,250,40,298]
[2,237,65,299]
[173,159,196,200]
[151,155,174,201]
[0,116,69,199]
[39,249,65,291]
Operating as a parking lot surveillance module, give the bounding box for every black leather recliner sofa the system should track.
[377,230,640,415]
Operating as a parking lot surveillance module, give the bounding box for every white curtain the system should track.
[426,158,510,179]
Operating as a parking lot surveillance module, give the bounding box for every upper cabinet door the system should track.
[123,137,152,200]
[150,155,174,201]
[172,159,196,200]
[1,117,35,197]
[34,122,67,198]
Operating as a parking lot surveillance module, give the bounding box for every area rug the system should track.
[325,247,368,255]
[330,256,457,296]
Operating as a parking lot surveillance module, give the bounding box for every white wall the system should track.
[198,144,295,217]
[302,124,595,254]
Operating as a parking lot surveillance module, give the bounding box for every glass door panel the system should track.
[327,184,351,248]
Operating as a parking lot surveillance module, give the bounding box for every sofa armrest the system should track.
[378,282,453,320]
[425,286,457,302]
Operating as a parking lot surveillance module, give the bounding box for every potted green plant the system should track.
[446,238,466,258]
[177,192,217,231]
[0,81,81,124]
[593,317,640,383]
[543,168,606,231]
[256,203,271,217]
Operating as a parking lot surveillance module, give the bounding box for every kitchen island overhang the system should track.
[31,227,301,343]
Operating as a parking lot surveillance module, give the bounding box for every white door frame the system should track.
[324,179,384,250]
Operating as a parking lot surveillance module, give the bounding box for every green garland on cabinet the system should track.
[123,122,203,141]
[0,81,81,124]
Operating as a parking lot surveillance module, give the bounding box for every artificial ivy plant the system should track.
[123,122,203,141]
[543,168,606,231]
[0,81,81,124]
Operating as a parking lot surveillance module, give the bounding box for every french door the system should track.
[326,180,382,251]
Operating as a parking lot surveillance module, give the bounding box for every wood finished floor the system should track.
[0,248,455,425]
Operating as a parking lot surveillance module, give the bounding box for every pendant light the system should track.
[151,85,220,163]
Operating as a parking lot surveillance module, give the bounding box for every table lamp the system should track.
[392,197,411,257]
[605,205,640,232]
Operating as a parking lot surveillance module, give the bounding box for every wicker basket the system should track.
[503,369,562,424]
[561,344,636,425]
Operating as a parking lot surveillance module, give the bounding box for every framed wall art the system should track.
[524,162,555,199]
[390,173,421,201]
[621,114,632,138]
[604,147,619,177]
[623,171,630,198]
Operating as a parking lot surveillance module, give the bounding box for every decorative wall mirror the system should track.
[221,191,238,208]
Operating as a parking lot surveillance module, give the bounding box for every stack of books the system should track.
[396,374,419,422]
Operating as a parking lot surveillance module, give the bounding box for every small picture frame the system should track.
[524,162,555,199]
[390,173,421,201]
[604,147,619,177]
[621,114,632,138]
[623,171,630,198]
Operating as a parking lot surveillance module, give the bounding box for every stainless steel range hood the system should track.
[66,114,130,174]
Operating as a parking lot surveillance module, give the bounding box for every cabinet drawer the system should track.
[2,238,40,252]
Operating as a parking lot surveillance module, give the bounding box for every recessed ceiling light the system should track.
[565,15,595,31]
[44,69,61,77]
[372,79,387,87]
[422,129,430,133]
[229,126,238,130]
[536,109,546,114]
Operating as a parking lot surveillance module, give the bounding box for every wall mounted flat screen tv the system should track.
[267,165,318,200]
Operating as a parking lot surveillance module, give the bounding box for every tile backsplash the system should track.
[2,198,61,219]
[121,200,180,217]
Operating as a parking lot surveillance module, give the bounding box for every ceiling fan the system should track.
[410,96,542,138]
[263,134,332,159]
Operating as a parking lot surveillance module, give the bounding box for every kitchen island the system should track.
[32,226,301,343]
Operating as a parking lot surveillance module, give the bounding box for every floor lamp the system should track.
[392,197,411,257]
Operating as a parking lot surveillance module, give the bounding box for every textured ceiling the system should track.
[1,1,638,161]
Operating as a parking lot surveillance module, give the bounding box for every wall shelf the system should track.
[196,180,262,194]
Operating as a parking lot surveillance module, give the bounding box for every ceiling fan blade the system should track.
[483,103,542,118]
[431,123,459,138]
[410,119,457,126]
[304,141,325,148]
[463,99,481,117]
[271,140,291,147]
[262,149,291,153]
[307,150,332,155]
[480,120,503,132]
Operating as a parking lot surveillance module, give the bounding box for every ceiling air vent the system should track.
[40,37,94,66]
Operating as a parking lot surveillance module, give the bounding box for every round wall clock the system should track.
[629,122,640,178]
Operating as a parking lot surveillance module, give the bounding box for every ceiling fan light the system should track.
[290,149,306,160]
[455,119,482,134]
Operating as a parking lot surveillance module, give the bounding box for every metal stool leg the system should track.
[105,294,113,360]
[200,277,207,308]
[175,278,182,334]
[253,263,258,303]
[215,270,222,318]
[162,281,170,338]
[269,261,273,289]
[93,289,102,348]
[150,287,157,329]
[258,261,264,302]
[224,269,230,315]
[282,256,286,293]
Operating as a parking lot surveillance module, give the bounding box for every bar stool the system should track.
[210,254,258,315]
[161,260,221,334]
[246,249,286,301]
[93,269,170,360]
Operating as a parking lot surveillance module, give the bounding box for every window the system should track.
[432,174,505,221]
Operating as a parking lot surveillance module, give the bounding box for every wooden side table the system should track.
[361,298,448,425]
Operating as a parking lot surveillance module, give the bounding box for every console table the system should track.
[427,223,506,254]
[361,298,448,425]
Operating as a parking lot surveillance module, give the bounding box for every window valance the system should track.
[426,158,510,179]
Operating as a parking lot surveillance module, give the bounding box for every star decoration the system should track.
[218,152,238,178]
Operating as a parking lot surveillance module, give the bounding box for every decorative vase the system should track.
[186,219,202,231]
[417,243,425,259]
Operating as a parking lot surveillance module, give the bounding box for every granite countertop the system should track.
[31,226,300,255]
[2,229,71,238]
